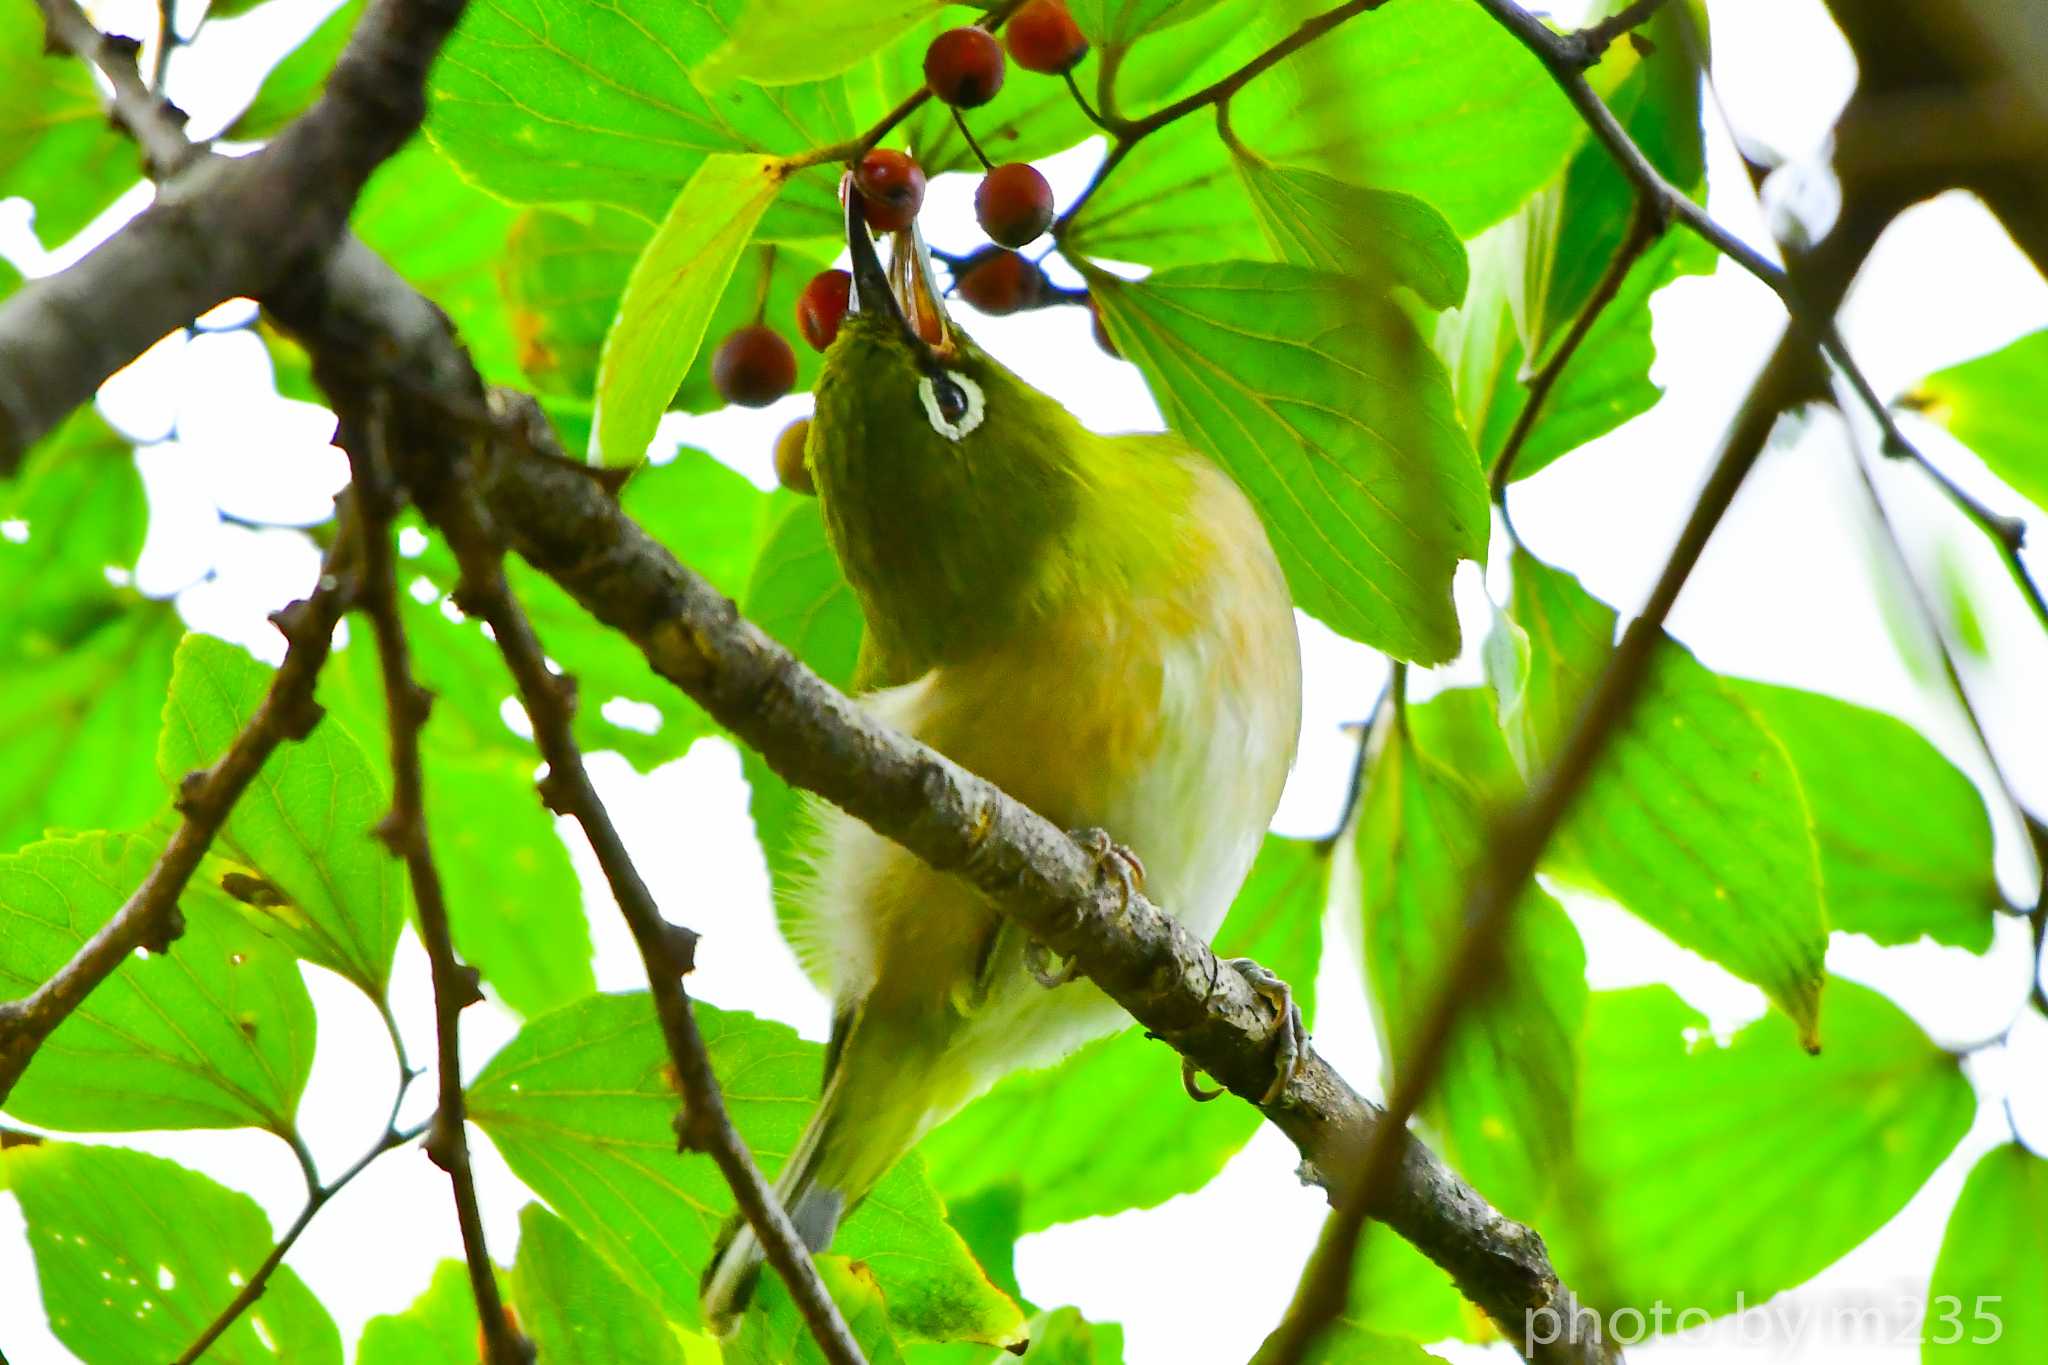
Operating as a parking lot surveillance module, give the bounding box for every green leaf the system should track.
[426,748,595,1016]
[741,493,864,972]
[1554,981,1972,1319]
[1913,327,2048,511]
[1730,681,2000,952]
[1229,0,1584,239]
[0,6,137,246]
[1355,690,1585,1218]
[6,1143,342,1364]
[921,835,1327,1230]
[1069,0,1230,52]
[315,615,596,1015]
[504,208,831,413]
[0,832,316,1134]
[593,154,791,466]
[511,1203,687,1364]
[467,994,1024,1346]
[700,0,943,85]
[1065,117,1271,268]
[1442,25,1714,483]
[0,608,182,854]
[1089,262,1486,662]
[1340,1233,1480,1346]
[1006,1306,1127,1363]
[1233,154,1468,309]
[1267,1321,1444,1364]
[1493,553,1828,1042]
[229,0,365,140]
[427,0,848,232]
[1924,1144,2048,1362]
[357,1261,481,1365]
[349,141,525,385]
[0,407,148,646]
[158,634,407,998]
[730,1255,906,1365]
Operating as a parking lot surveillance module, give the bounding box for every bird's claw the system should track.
[1181,1055,1224,1103]
[1215,956,1307,1106]
[1071,827,1146,915]
[1025,937,1081,989]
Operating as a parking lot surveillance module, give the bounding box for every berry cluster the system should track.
[712,2,1110,423]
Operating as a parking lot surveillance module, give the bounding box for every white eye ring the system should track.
[917,371,985,441]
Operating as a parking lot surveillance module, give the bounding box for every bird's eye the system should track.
[916,370,986,441]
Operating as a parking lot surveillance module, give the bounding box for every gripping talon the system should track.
[1071,827,1146,915]
[1181,1055,1224,1103]
[1222,957,1308,1106]
[1025,937,1080,989]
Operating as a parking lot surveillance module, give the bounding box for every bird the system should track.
[702,185,1303,1330]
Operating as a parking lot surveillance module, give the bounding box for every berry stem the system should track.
[1063,67,1107,129]
[951,105,996,171]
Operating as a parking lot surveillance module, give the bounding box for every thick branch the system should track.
[0,564,348,1105]
[0,0,470,469]
[472,397,1603,1362]
[423,473,866,1365]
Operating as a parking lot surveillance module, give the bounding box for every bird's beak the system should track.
[844,177,955,363]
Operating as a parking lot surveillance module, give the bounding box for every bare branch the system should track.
[0,550,351,1106]
[347,430,527,1365]
[421,469,866,1365]
[32,0,196,175]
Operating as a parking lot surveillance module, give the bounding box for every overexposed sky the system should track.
[3,2,2046,1362]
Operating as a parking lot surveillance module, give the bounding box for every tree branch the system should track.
[0,553,351,1105]
[421,470,866,1365]
[347,431,527,1365]
[469,395,1604,1362]
[0,0,471,470]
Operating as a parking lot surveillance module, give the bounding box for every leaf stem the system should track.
[172,1116,430,1365]
[1491,198,1664,499]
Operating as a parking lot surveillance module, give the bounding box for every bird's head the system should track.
[809,184,1094,681]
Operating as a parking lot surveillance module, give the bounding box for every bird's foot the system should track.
[1215,956,1308,1106]
[1070,827,1146,916]
[1025,937,1081,989]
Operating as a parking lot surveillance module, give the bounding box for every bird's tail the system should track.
[700,1047,924,1334]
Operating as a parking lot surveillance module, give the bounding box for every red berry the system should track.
[924,27,1005,108]
[955,250,1039,315]
[712,325,796,407]
[855,148,925,232]
[1006,0,1087,75]
[975,162,1054,248]
[774,418,815,495]
[797,269,852,351]
[1089,299,1119,358]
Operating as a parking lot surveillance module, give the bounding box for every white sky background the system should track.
[3,1,2047,1362]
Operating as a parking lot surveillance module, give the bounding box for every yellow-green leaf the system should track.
[700,0,944,85]
[1233,153,1468,309]
[592,154,790,467]
[1913,328,2048,512]
[1925,1144,2048,1362]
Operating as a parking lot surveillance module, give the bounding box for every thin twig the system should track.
[1053,0,1388,236]
[1063,67,1106,129]
[422,465,867,1365]
[150,0,177,95]
[32,0,196,176]
[1571,0,1671,64]
[1491,198,1665,497]
[1835,412,2048,1004]
[0,540,353,1105]
[348,427,527,1365]
[174,1112,427,1365]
